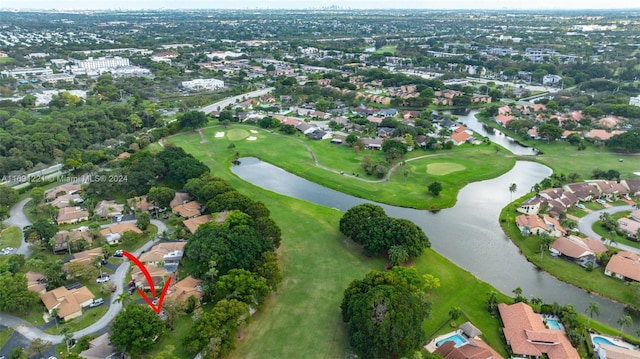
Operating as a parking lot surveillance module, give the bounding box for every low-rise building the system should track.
[53,228,93,253]
[183,214,212,234]
[139,241,186,265]
[499,302,580,359]
[549,235,607,267]
[94,200,124,218]
[57,207,89,225]
[79,332,118,359]
[41,286,95,322]
[172,201,202,218]
[605,252,640,282]
[100,222,143,245]
[165,275,203,303]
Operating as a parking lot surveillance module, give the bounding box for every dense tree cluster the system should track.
[341,267,431,359]
[0,271,39,313]
[606,129,640,152]
[339,204,430,260]
[181,173,282,358]
[0,185,19,219]
[0,94,164,175]
[84,145,209,197]
[110,304,166,356]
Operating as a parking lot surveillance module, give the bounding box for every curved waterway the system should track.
[233,157,635,328]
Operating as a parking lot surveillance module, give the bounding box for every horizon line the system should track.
[2,7,640,11]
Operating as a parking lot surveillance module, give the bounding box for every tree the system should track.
[61,327,73,354]
[389,245,409,266]
[137,211,150,230]
[344,284,430,359]
[509,183,517,202]
[0,272,39,313]
[617,315,632,335]
[382,138,408,162]
[346,133,359,146]
[537,123,564,142]
[487,291,498,313]
[428,181,443,196]
[147,186,176,209]
[339,203,387,239]
[215,269,270,307]
[111,304,165,356]
[253,251,282,290]
[448,306,462,323]
[162,299,185,331]
[184,299,250,358]
[179,110,208,129]
[9,346,27,359]
[50,307,60,329]
[585,302,600,325]
[26,338,51,358]
[114,291,133,307]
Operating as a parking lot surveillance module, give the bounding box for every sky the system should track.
[2,0,639,10]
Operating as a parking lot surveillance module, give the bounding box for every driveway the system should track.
[577,204,638,253]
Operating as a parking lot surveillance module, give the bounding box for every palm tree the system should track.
[61,327,73,353]
[449,306,462,323]
[617,315,632,335]
[487,291,498,313]
[585,302,600,325]
[539,233,553,260]
[50,307,59,329]
[114,291,132,307]
[509,183,517,202]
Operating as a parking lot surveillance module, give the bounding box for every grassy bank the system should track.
[168,124,515,210]
[500,202,639,308]
[162,128,513,358]
[475,113,639,179]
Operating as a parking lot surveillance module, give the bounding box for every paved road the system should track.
[577,204,638,253]
[200,87,274,114]
[2,198,33,257]
[0,207,171,345]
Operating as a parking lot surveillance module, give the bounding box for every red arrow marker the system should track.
[123,250,172,314]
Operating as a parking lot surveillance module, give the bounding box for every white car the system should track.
[596,199,607,205]
[575,203,585,209]
[89,298,105,308]
[96,274,110,283]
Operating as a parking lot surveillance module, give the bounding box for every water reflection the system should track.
[232,157,634,328]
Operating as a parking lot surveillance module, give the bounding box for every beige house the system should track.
[66,247,104,267]
[46,183,81,201]
[132,264,170,290]
[139,241,186,265]
[50,193,84,208]
[605,252,640,282]
[166,275,203,302]
[127,196,155,213]
[99,222,142,245]
[57,207,89,225]
[183,214,212,234]
[94,200,125,218]
[53,228,93,253]
[172,201,202,218]
[40,286,95,321]
[170,192,192,208]
[79,333,118,359]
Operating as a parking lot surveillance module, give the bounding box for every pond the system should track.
[232,157,635,328]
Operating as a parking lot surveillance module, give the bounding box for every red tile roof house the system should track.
[516,214,549,236]
[41,286,95,322]
[494,114,515,126]
[584,129,625,141]
[172,201,202,218]
[56,207,89,225]
[549,235,607,267]
[605,252,640,282]
[498,302,580,359]
[618,218,640,240]
[517,197,543,215]
[586,180,630,200]
[563,182,598,201]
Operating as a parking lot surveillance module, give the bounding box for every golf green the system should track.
[227,129,250,141]
[426,162,466,175]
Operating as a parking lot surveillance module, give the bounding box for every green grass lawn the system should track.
[45,306,109,335]
[159,128,514,358]
[0,226,22,248]
[0,327,14,348]
[475,113,639,179]
[374,45,398,54]
[0,57,14,64]
[501,205,639,308]
[592,217,640,250]
[168,124,515,209]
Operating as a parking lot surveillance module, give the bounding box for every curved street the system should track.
[1,196,171,345]
[577,204,639,254]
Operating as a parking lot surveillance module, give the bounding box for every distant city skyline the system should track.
[2,0,640,10]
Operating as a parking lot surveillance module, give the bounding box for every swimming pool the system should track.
[437,333,468,348]
[593,336,623,348]
[547,319,562,330]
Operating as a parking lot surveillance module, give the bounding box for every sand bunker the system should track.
[247,136,257,141]
[250,130,258,134]
[215,132,225,138]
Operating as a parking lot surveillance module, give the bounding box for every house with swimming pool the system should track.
[498,302,580,359]
[425,321,504,359]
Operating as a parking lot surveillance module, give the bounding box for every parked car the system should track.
[113,249,123,257]
[96,273,110,283]
[596,199,607,205]
[575,203,585,209]
[89,298,105,308]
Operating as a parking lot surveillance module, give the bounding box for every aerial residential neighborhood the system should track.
[0,4,639,359]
